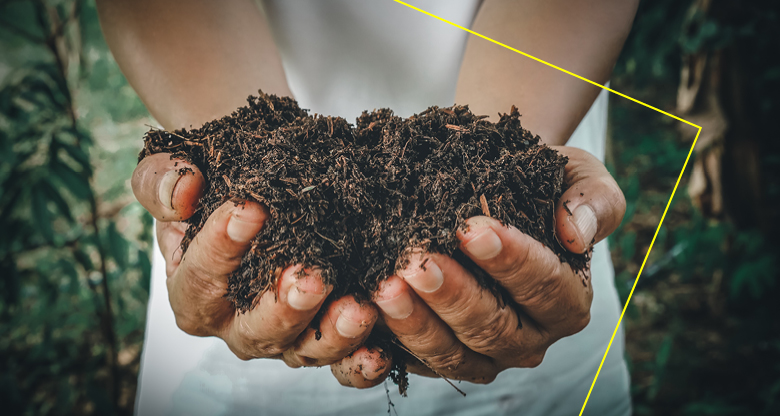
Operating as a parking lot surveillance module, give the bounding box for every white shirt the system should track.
[135,1,630,415]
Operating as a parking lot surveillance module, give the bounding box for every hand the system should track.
[331,146,625,387]
[133,153,381,369]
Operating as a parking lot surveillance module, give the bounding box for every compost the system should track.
[139,91,589,391]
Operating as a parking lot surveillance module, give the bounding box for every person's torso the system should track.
[135,2,628,415]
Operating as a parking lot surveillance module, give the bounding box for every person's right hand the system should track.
[132,153,382,370]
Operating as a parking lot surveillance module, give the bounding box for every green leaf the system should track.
[40,177,73,222]
[620,231,637,262]
[60,142,91,171]
[0,259,21,305]
[31,185,54,242]
[648,334,673,401]
[106,221,128,269]
[32,63,72,108]
[74,248,94,271]
[730,256,775,299]
[57,259,80,295]
[50,161,92,200]
[137,248,151,295]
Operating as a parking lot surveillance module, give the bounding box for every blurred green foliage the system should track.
[609,0,780,414]
[0,0,153,414]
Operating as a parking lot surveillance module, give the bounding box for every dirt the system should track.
[139,90,588,393]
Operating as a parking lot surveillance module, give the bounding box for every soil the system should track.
[139,91,589,393]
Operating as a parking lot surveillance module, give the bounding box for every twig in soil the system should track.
[392,339,466,397]
[480,194,491,217]
[314,231,340,247]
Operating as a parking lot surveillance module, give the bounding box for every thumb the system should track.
[131,153,206,222]
[552,146,626,254]
[330,346,392,389]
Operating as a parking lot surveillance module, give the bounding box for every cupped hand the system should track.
[133,153,380,369]
[331,146,625,387]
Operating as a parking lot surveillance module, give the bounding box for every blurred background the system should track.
[0,0,778,414]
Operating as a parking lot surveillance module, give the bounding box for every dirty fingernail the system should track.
[158,170,181,210]
[336,312,369,339]
[376,290,414,320]
[288,283,327,311]
[400,257,443,293]
[572,205,597,246]
[226,211,261,243]
[463,225,502,260]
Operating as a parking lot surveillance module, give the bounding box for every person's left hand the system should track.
[329,146,626,387]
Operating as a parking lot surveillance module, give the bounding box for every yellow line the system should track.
[392,1,703,414]
[577,125,701,415]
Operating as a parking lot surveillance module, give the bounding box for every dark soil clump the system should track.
[139,91,589,390]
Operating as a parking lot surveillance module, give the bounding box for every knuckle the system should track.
[257,343,287,358]
[461,312,517,354]
[297,344,341,365]
[514,265,564,305]
[170,305,223,337]
[296,355,321,367]
[236,318,260,341]
[568,310,591,336]
[165,263,177,279]
[234,320,288,358]
[242,342,286,360]
[468,372,498,385]
[173,315,210,337]
[191,242,240,274]
[283,356,303,368]
[516,351,545,368]
[225,342,255,361]
[183,267,228,300]
[168,283,229,334]
[426,345,468,376]
[524,352,545,368]
[315,350,348,366]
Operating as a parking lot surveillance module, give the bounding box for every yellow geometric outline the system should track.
[393,1,702,414]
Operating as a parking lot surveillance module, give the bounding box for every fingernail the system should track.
[399,256,443,293]
[572,205,597,245]
[227,211,261,243]
[375,290,414,320]
[463,221,502,260]
[287,282,327,311]
[158,170,181,210]
[336,312,369,339]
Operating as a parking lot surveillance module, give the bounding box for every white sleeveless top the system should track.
[135,1,630,415]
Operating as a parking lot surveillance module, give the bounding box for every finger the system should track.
[396,251,545,367]
[330,346,391,389]
[457,216,592,335]
[283,295,378,367]
[226,265,332,360]
[374,275,499,382]
[132,153,205,222]
[551,146,626,253]
[156,221,188,277]
[167,200,267,337]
